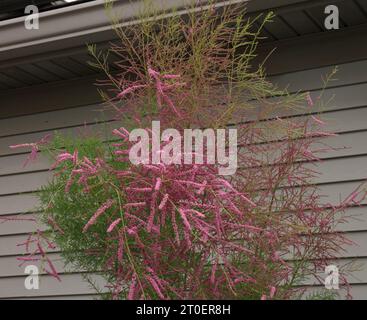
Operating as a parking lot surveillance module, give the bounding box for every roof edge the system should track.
[0,0,318,65]
[0,0,252,63]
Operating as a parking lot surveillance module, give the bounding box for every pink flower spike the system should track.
[311,115,325,125]
[124,202,146,208]
[158,194,169,210]
[72,150,79,165]
[112,128,130,139]
[147,275,165,299]
[45,256,61,282]
[148,67,160,79]
[270,286,276,298]
[179,208,191,231]
[185,209,205,218]
[9,134,51,167]
[117,236,124,263]
[127,227,137,236]
[128,273,137,300]
[107,218,122,233]
[306,92,314,107]
[240,194,257,207]
[17,257,40,262]
[9,143,34,149]
[197,180,207,195]
[39,134,52,145]
[162,74,181,79]
[83,199,115,233]
[155,178,162,191]
[117,84,146,98]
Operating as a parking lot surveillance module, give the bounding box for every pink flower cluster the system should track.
[9,134,51,167]
[9,65,367,300]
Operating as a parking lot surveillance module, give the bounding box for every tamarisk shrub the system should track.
[9,1,366,299]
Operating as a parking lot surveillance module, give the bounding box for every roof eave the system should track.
[0,0,248,64]
[0,0,318,66]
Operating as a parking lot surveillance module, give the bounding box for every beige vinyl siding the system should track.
[0,77,107,299]
[269,61,367,299]
[1,58,367,299]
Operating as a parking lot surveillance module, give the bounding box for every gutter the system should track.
[0,0,311,66]
[0,0,242,64]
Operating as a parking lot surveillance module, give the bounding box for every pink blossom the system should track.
[306,92,314,107]
[117,236,124,263]
[154,178,162,191]
[147,275,165,299]
[270,286,276,298]
[158,194,169,210]
[83,199,115,233]
[107,218,122,233]
[179,208,191,231]
[127,273,137,300]
[9,134,51,167]
[117,84,146,98]
[311,115,325,125]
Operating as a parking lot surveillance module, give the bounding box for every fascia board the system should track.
[0,0,316,64]
[0,0,249,62]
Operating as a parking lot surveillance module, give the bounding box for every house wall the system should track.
[0,77,106,299]
[1,44,367,299]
